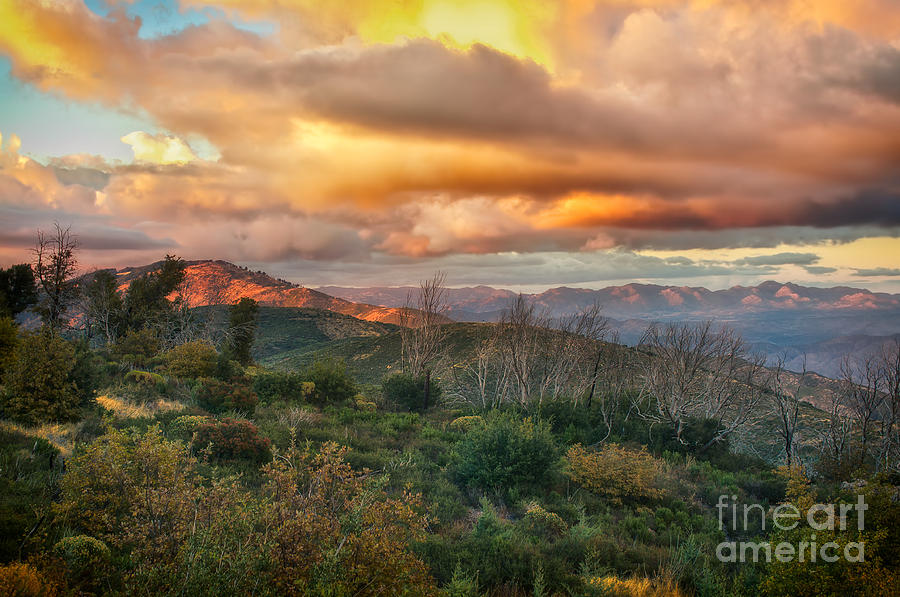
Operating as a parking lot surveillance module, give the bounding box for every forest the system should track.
[1,226,898,596]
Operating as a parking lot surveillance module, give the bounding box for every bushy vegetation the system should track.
[192,418,271,462]
[382,372,443,411]
[303,357,356,404]
[0,241,897,595]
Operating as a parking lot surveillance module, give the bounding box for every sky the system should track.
[0,0,898,292]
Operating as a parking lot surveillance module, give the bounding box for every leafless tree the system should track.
[840,353,886,469]
[820,387,854,474]
[32,223,79,331]
[493,294,547,407]
[637,321,764,452]
[449,331,511,410]
[768,353,806,467]
[877,340,900,473]
[399,272,449,409]
[545,302,610,407]
[590,330,637,441]
[80,269,123,345]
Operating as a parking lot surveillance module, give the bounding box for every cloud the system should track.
[121,131,198,165]
[734,253,821,267]
[852,268,900,277]
[802,265,838,275]
[0,1,899,289]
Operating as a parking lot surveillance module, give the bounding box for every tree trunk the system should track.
[423,369,431,411]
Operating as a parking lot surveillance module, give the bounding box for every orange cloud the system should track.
[0,0,898,273]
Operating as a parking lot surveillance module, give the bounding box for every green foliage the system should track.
[108,328,160,366]
[252,370,315,403]
[225,297,259,366]
[1,330,87,424]
[452,412,559,497]
[382,372,443,412]
[69,337,104,402]
[195,377,258,414]
[169,415,211,436]
[0,263,37,318]
[0,426,59,561]
[192,418,271,462]
[304,358,357,404]
[53,535,110,589]
[120,255,185,332]
[162,340,217,379]
[124,369,165,385]
[0,316,17,378]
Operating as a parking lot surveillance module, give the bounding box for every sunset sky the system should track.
[1,0,898,291]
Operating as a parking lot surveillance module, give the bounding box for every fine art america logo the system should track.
[715,494,867,563]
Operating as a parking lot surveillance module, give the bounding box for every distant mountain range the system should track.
[319,282,900,378]
[96,260,900,378]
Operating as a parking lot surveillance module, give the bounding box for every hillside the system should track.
[320,282,900,377]
[109,260,411,325]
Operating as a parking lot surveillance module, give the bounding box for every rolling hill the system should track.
[107,260,411,325]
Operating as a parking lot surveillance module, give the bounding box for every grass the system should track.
[95,394,185,420]
[0,420,83,458]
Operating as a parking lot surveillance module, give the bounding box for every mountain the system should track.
[109,260,410,325]
[319,281,900,319]
[317,281,900,377]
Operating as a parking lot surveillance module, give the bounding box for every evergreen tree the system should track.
[0,263,38,318]
[224,297,259,366]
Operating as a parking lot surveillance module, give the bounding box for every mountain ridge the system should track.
[106,259,411,325]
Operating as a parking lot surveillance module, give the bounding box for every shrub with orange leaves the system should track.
[0,561,60,597]
[565,443,663,505]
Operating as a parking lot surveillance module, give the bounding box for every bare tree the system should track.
[877,340,900,473]
[768,353,806,467]
[494,294,546,407]
[820,387,854,474]
[841,353,886,470]
[399,272,449,409]
[637,321,763,452]
[81,269,123,345]
[590,330,637,441]
[32,223,79,331]
[449,331,511,410]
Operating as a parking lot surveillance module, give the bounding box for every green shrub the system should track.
[522,503,568,538]
[0,317,17,379]
[169,415,211,435]
[452,412,558,497]
[162,340,217,379]
[54,535,110,587]
[252,370,314,403]
[124,370,165,385]
[192,418,271,462]
[382,373,443,412]
[305,358,356,404]
[1,329,84,424]
[195,378,258,414]
[108,328,160,366]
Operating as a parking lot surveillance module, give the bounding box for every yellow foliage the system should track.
[566,443,663,505]
[0,561,60,597]
[587,574,686,597]
[95,395,185,420]
[449,415,484,431]
[0,420,81,458]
